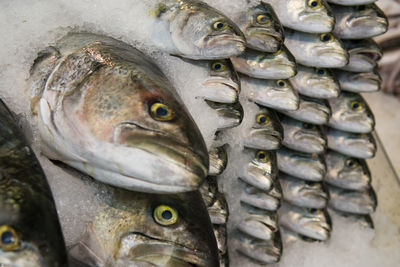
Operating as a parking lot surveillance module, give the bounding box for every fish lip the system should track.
[202,77,240,96]
[352,48,382,61]
[351,72,382,83]
[206,34,246,49]
[298,12,335,26]
[293,130,326,146]
[348,14,387,28]
[246,27,283,42]
[316,47,347,58]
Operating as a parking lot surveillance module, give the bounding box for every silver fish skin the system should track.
[328,92,375,133]
[325,150,371,191]
[206,101,243,130]
[213,224,228,267]
[327,0,376,6]
[331,4,388,40]
[262,0,335,33]
[240,150,278,191]
[326,128,376,158]
[279,95,331,125]
[284,29,349,68]
[244,106,283,151]
[330,209,374,229]
[239,178,282,211]
[29,32,209,194]
[334,69,382,93]
[235,1,284,52]
[234,230,282,264]
[281,116,327,154]
[241,75,299,111]
[339,39,382,73]
[278,203,331,241]
[208,145,228,176]
[328,185,377,214]
[277,147,326,181]
[199,176,228,225]
[280,173,328,209]
[231,46,297,79]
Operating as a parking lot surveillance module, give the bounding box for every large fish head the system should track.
[328,92,375,133]
[239,2,284,52]
[294,0,335,32]
[169,2,246,59]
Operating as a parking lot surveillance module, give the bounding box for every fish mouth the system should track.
[121,232,211,267]
[298,12,335,28]
[206,34,246,54]
[202,77,240,103]
[293,131,326,146]
[348,15,388,29]
[353,48,382,62]
[245,128,283,150]
[351,72,382,83]
[246,27,283,43]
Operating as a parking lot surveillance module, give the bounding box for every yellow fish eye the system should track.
[154,205,178,226]
[320,33,334,42]
[0,225,19,251]
[308,0,322,9]
[272,49,282,56]
[213,21,229,31]
[256,14,270,24]
[310,208,321,215]
[303,123,317,130]
[350,100,364,111]
[316,68,325,75]
[150,102,174,121]
[256,151,269,162]
[256,114,270,125]
[276,80,287,87]
[345,158,359,168]
[211,61,226,72]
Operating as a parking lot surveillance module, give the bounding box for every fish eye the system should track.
[256,114,270,125]
[256,14,270,24]
[150,102,174,121]
[310,208,320,214]
[308,0,322,9]
[256,151,269,162]
[303,123,316,130]
[345,158,359,168]
[0,225,19,251]
[320,33,334,42]
[154,205,178,226]
[350,100,364,111]
[316,68,325,75]
[276,80,287,87]
[305,181,316,186]
[211,61,226,72]
[213,21,229,31]
[272,49,283,56]
[356,5,369,12]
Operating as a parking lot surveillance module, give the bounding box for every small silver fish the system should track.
[327,0,376,6]
[334,69,382,93]
[280,173,328,209]
[277,147,326,181]
[328,92,375,133]
[241,75,299,111]
[199,176,228,225]
[339,39,382,73]
[284,29,348,68]
[328,185,377,214]
[290,65,340,99]
[331,209,374,228]
[208,145,228,176]
[326,128,376,158]
[206,101,243,130]
[279,95,331,125]
[331,4,388,39]
[325,150,371,191]
[278,203,331,241]
[231,46,297,79]
[281,116,327,154]
[239,178,282,211]
[244,106,283,151]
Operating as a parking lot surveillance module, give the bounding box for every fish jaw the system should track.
[0,246,45,267]
[315,47,349,68]
[305,77,341,99]
[200,34,246,60]
[202,77,240,103]
[244,128,283,150]
[297,12,335,33]
[329,112,375,133]
[342,14,388,39]
[245,27,283,52]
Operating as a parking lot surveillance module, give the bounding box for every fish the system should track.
[284,29,348,68]
[330,209,374,229]
[69,188,219,266]
[331,4,388,40]
[208,145,228,176]
[339,39,382,73]
[230,46,297,79]
[281,116,327,154]
[199,176,228,225]
[328,92,375,133]
[244,106,283,151]
[213,224,228,267]
[239,178,282,211]
[324,150,371,191]
[280,226,320,244]
[277,147,326,181]
[150,0,246,59]
[239,150,278,191]
[0,99,68,266]
[29,32,209,193]
[262,0,335,33]
[326,128,376,158]
[279,173,328,209]
[328,185,377,214]
[333,69,382,93]
[327,0,376,6]
[241,75,299,111]
[279,95,331,125]
[278,203,331,241]
[206,101,244,130]
[289,64,340,99]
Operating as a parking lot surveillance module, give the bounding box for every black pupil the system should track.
[214,63,222,70]
[352,103,359,109]
[310,208,317,213]
[348,160,354,167]
[311,1,318,7]
[358,5,366,11]
[259,15,267,22]
[162,210,173,220]
[259,116,267,123]
[323,35,330,41]
[217,22,225,29]
[1,232,13,244]
[156,106,168,117]
[258,153,266,159]
[279,81,285,87]
[304,124,313,129]
[306,181,315,186]
[317,69,325,75]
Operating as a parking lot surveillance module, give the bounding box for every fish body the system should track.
[328,185,377,214]
[325,150,371,191]
[281,116,327,154]
[284,29,348,68]
[0,100,68,266]
[206,101,244,130]
[340,39,382,73]
[29,33,209,193]
[334,69,382,93]
[240,179,282,211]
[231,46,297,79]
[331,4,388,39]
[289,65,340,99]
[328,92,375,133]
